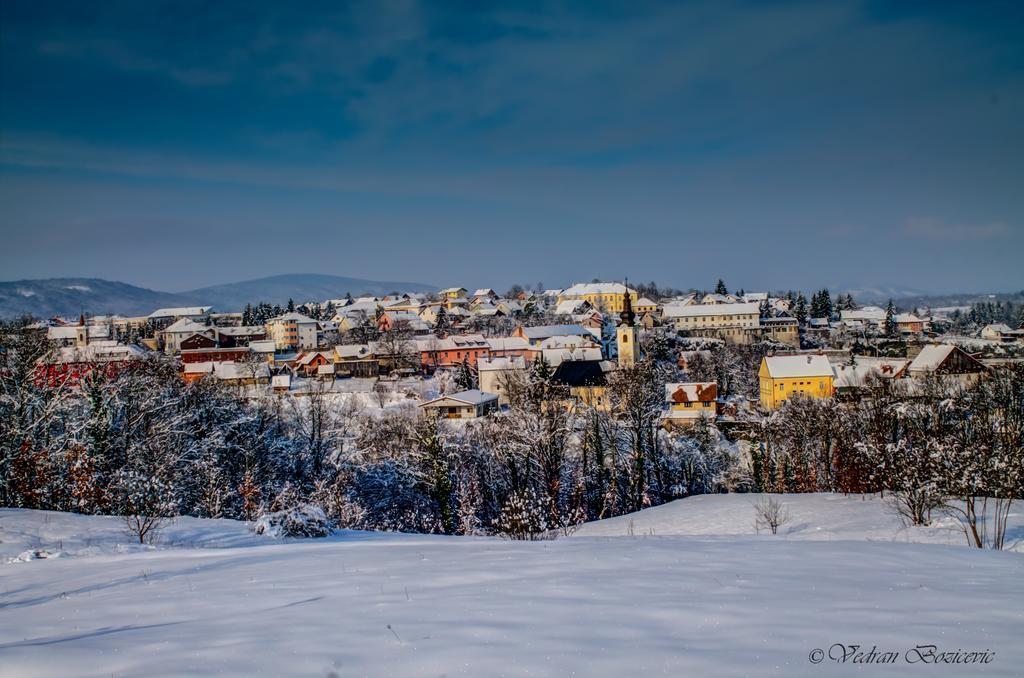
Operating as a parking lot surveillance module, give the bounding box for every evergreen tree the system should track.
[287,298,296,313]
[455,358,477,390]
[242,303,254,326]
[884,299,898,337]
[715,279,728,295]
[433,306,450,337]
[531,353,553,385]
[794,293,808,325]
[819,289,833,319]
[809,289,833,319]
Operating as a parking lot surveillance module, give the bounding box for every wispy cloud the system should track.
[902,217,1011,241]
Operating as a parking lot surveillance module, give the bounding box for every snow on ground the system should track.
[573,492,1024,550]
[2,495,1023,677]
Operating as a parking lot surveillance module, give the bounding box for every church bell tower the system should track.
[616,282,640,368]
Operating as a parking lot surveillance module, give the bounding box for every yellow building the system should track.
[758,354,834,410]
[439,287,468,301]
[558,282,637,313]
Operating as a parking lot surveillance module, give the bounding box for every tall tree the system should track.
[794,293,808,325]
[433,306,450,337]
[884,299,898,337]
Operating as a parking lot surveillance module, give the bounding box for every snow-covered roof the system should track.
[472,288,495,297]
[700,293,737,305]
[478,356,526,371]
[268,312,318,324]
[216,326,266,336]
[295,351,333,366]
[908,344,956,373]
[663,302,760,318]
[832,357,909,388]
[47,325,110,340]
[43,343,146,365]
[542,346,603,366]
[538,334,597,349]
[635,297,656,307]
[841,307,885,322]
[518,324,597,340]
[762,354,833,379]
[560,282,633,297]
[148,306,212,319]
[665,382,718,403]
[161,318,212,335]
[742,292,768,302]
[415,334,489,352]
[553,299,590,315]
[334,344,373,359]
[421,389,498,407]
[184,361,270,380]
[248,340,276,353]
[486,337,532,352]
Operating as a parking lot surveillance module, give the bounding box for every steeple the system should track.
[615,279,640,369]
[618,279,635,327]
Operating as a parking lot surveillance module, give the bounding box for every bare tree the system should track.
[377,320,417,374]
[753,496,790,535]
[372,380,391,408]
[112,469,177,544]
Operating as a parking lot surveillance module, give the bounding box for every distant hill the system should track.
[180,274,437,312]
[0,278,193,319]
[836,285,932,304]
[0,274,437,319]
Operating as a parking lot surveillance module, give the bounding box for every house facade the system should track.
[420,389,499,418]
[265,312,319,350]
[758,354,834,410]
[663,382,718,427]
[557,282,637,313]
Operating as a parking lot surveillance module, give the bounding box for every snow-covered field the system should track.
[2,494,1022,677]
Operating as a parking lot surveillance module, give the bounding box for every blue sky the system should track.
[1,0,1021,293]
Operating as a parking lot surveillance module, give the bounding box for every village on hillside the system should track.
[27,280,1024,423]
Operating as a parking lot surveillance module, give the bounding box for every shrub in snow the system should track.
[254,504,331,538]
[8,549,66,564]
[495,489,550,540]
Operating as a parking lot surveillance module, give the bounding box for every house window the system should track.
[622,335,628,343]
[779,384,784,391]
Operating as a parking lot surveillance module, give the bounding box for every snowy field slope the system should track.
[573,492,1024,549]
[2,496,1023,677]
